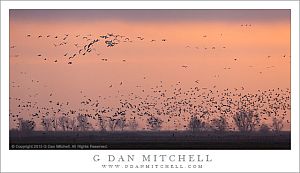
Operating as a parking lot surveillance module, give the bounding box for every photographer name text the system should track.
[93,154,212,163]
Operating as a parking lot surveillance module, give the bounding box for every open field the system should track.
[10,131,290,150]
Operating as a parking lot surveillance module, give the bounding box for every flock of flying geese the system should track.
[9,82,290,131]
[18,32,169,65]
[9,23,291,131]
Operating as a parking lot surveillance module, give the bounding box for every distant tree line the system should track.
[188,109,284,133]
[15,108,285,134]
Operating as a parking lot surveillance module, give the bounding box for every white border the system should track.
[1,1,299,172]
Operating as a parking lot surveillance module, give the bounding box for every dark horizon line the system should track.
[9,130,292,132]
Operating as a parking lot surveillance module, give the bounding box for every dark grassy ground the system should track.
[9,130,290,150]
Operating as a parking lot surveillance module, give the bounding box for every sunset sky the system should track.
[9,10,291,131]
